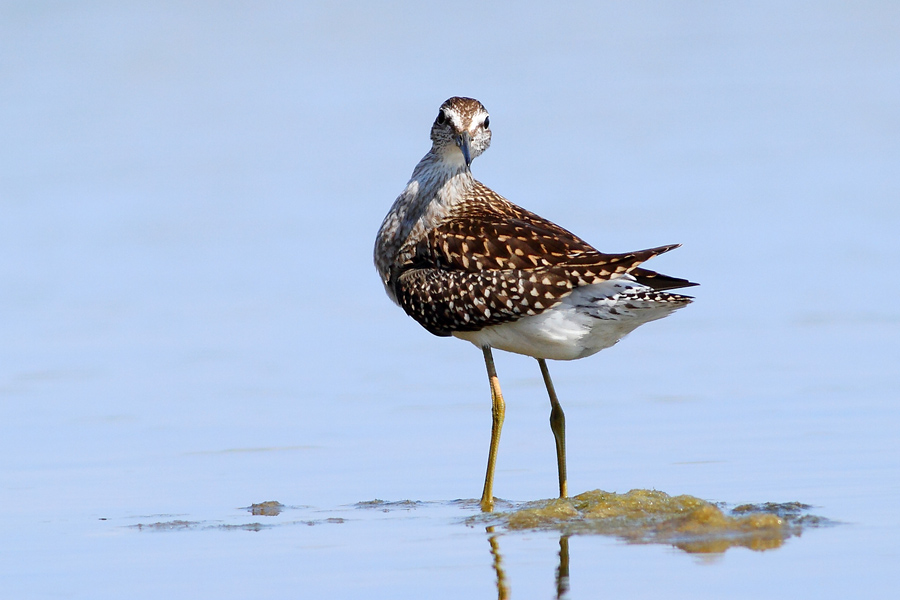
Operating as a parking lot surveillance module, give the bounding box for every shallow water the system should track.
[2,2,899,599]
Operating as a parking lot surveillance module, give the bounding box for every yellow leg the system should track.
[538,358,568,499]
[480,346,505,512]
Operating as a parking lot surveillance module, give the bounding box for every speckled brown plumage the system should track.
[390,181,692,336]
[374,96,696,352]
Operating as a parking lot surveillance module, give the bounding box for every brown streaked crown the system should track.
[430,97,492,163]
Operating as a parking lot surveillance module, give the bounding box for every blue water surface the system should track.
[1,2,898,598]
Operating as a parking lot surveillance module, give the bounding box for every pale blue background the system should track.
[1,2,898,598]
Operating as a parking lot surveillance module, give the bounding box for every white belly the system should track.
[453,277,686,360]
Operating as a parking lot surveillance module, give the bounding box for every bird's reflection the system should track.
[486,527,510,600]
[487,527,570,600]
[555,534,570,599]
[477,491,827,597]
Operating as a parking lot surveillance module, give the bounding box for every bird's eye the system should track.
[483,116,490,129]
[436,111,447,125]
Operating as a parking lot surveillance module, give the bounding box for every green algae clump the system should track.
[507,498,579,529]
[488,489,823,554]
[249,501,284,516]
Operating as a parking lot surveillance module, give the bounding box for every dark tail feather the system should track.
[631,267,699,291]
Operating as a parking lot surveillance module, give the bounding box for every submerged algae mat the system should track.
[473,489,830,554]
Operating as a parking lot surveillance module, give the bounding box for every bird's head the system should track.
[430,97,491,168]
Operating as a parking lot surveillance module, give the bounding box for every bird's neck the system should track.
[411,149,474,210]
[374,149,475,293]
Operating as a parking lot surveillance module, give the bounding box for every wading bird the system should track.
[375,97,696,511]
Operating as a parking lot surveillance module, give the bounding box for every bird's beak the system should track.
[455,132,472,166]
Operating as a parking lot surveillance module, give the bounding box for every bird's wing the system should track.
[391,192,687,336]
